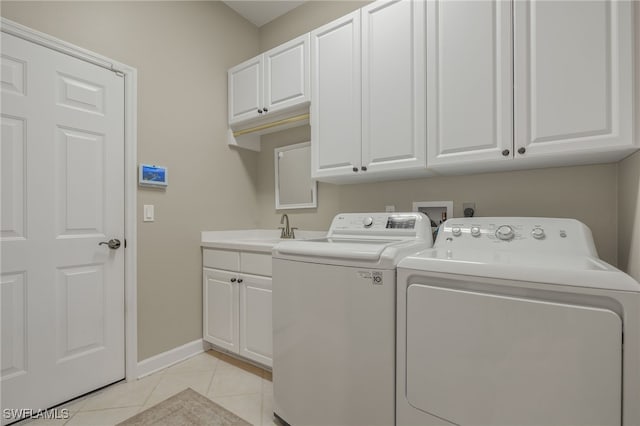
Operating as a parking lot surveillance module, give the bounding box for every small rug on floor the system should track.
[116,388,252,426]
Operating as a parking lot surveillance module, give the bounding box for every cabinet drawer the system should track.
[240,251,272,276]
[203,248,240,271]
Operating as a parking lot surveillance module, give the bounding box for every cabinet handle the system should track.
[230,278,237,283]
[361,166,368,171]
[257,109,263,114]
[502,149,510,157]
[237,278,243,283]
[353,167,359,172]
[517,147,526,155]
[263,107,268,112]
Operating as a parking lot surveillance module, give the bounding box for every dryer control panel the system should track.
[435,217,597,256]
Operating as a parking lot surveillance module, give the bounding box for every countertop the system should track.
[201,229,326,253]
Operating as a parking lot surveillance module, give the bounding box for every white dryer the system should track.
[396,217,640,426]
[272,212,433,426]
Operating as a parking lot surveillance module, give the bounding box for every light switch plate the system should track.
[143,204,154,222]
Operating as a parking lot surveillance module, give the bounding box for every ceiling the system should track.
[222,1,308,27]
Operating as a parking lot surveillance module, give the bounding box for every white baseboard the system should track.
[136,339,206,379]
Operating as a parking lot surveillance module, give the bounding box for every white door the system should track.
[514,0,633,159]
[1,33,125,419]
[263,33,310,115]
[426,0,513,169]
[228,56,262,125]
[239,274,272,367]
[361,0,426,174]
[311,11,362,179]
[203,268,239,352]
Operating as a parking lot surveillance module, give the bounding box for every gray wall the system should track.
[1,1,261,360]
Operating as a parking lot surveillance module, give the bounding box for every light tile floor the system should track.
[24,350,276,426]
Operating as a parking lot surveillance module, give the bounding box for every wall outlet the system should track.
[385,205,396,212]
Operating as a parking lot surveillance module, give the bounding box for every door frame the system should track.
[1,18,139,381]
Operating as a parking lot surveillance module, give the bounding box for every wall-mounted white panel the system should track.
[1,116,26,240]
[57,265,105,361]
[56,127,105,237]
[56,73,105,115]
[1,55,26,96]
[1,272,27,379]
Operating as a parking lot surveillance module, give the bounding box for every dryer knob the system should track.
[452,227,462,237]
[363,217,374,228]
[470,226,481,237]
[532,228,546,240]
[496,225,515,241]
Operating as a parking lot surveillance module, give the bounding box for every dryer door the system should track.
[406,284,622,426]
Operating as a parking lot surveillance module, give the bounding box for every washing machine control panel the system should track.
[435,217,597,256]
[327,212,432,242]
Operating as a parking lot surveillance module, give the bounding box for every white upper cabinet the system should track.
[228,57,262,125]
[362,0,426,174]
[514,0,635,161]
[312,0,427,182]
[228,33,310,128]
[264,35,310,114]
[426,0,513,170]
[311,11,362,179]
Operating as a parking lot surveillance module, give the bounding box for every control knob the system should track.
[495,225,515,241]
[452,227,462,237]
[470,226,481,237]
[532,228,545,240]
[363,217,374,228]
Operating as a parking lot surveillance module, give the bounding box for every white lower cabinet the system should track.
[203,248,273,367]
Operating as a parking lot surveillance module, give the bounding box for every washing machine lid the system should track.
[273,212,434,267]
[399,248,640,291]
[398,217,640,292]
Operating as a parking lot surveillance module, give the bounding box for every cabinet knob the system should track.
[352,167,359,172]
[230,278,237,283]
[518,147,526,155]
[502,149,510,157]
[237,278,243,283]
[361,166,368,171]
[263,107,268,112]
[257,109,263,114]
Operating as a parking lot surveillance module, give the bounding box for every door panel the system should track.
[264,33,310,114]
[239,275,272,366]
[203,268,239,352]
[406,284,621,426]
[426,0,512,167]
[361,0,426,173]
[311,11,362,178]
[1,33,125,421]
[228,57,262,125]
[514,0,633,157]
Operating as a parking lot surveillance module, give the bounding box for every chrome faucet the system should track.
[279,214,297,239]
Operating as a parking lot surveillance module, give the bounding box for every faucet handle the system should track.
[279,227,286,238]
[290,227,298,239]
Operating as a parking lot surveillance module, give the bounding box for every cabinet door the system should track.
[514,0,633,159]
[361,0,427,173]
[311,11,362,179]
[426,0,513,169]
[203,268,239,353]
[228,56,262,125]
[264,33,310,115]
[239,274,273,367]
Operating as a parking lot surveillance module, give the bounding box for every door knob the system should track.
[99,239,121,249]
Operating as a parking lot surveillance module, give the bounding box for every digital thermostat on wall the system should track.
[139,164,168,187]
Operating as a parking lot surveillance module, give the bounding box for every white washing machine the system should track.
[396,217,640,426]
[272,212,433,426]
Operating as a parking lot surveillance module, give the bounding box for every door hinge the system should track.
[124,239,127,248]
